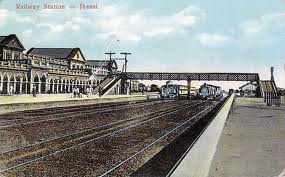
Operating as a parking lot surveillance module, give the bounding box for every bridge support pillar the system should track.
[187,80,191,99]
[120,80,125,94]
[129,79,132,95]
[120,74,127,94]
[257,80,263,98]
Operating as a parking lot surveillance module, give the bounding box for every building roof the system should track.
[0,37,5,43]
[86,60,118,69]
[26,47,86,61]
[86,60,109,67]
[0,34,25,50]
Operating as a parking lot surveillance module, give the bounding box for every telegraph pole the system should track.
[105,51,116,62]
[120,52,132,73]
[104,51,132,94]
[105,51,116,77]
[120,52,132,95]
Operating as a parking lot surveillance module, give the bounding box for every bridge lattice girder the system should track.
[124,72,260,81]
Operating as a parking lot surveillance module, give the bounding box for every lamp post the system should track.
[270,66,274,81]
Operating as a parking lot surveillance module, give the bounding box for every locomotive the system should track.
[160,81,189,99]
[160,81,197,99]
[198,83,222,100]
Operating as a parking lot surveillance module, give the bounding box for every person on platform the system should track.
[8,85,14,95]
[90,87,93,96]
[140,86,144,95]
[32,87,36,97]
[86,86,91,98]
[76,86,80,98]
[72,86,76,98]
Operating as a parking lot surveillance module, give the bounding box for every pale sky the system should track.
[0,0,284,89]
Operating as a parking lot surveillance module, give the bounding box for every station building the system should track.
[0,34,118,94]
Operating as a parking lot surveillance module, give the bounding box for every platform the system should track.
[171,94,235,177]
[208,97,285,177]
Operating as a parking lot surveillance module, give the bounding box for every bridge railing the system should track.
[124,72,260,81]
[264,92,281,106]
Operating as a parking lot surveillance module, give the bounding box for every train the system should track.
[160,81,191,99]
[160,81,197,99]
[198,83,222,100]
[160,81,222,100]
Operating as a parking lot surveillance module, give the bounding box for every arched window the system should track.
[34,75,39,83]
[3,75,8,94]
[10,75,15,83]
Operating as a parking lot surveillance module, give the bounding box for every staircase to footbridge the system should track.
[93,76,122,96]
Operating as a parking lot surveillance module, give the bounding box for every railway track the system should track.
[0,100,218,176]
[0,101,204,173]
[0,100,196,153]
[132,97,228,177]
[99,104,214,177]
[1,99,166,118]
[0,99,194,154]
[0,99,174,128]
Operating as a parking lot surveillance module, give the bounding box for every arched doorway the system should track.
[10,75,15,94]
[34,75,40,93]
[54,79,58,93]
[49,78,53,93]
[92,80,96,89]
[72,80,75,92]
[27,77,31,94]
[15,76,21,94]
[59,79,62,93]
[76,80,79,88]
[0,75,2,93]
[22,76,27,94]
[79,80,83,93]
[3,75,8,94]
[66,80,70,93]
[41,75,46,94]
[62,79,66,93]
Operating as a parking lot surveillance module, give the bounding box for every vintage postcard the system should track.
[0,0,284,176]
